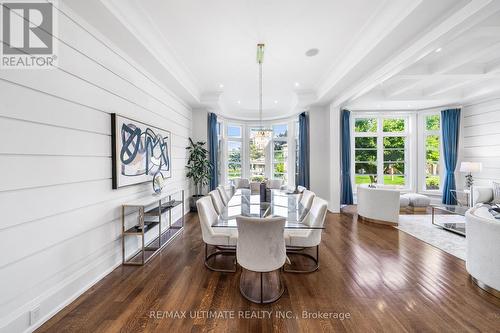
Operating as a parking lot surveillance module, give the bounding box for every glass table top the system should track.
[431,205,469,216]
[431,204,467,236]
[213,189,323,229]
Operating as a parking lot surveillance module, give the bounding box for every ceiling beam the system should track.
[431,41,500,74]
[424,79,478,97]
[331,0,500,107]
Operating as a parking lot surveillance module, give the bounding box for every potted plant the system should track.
[186,138,213,212]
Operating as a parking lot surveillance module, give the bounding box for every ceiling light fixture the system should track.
[253,43,272,150]
[274,100,278,104]
[219,84,224,88]
[305,48,319,57]
[237,100,241,104]
[294,82,300,87]
[435,47,442,53]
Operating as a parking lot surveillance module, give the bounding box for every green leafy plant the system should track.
[186,138,212,196]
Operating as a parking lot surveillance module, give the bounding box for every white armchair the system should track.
[357,184,399,225]
[196,196,237,272]
[466,206,500,297]
[236,216,286,303]
[285,197,328,273]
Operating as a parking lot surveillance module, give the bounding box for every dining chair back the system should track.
[236,216,286,272]
[217,186,230,205]
[300,190,315,210]
[209,190,225,215]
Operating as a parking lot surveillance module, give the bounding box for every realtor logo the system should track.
[1,1,57,68]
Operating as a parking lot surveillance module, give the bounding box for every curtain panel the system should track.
[208,112,218,191]
[441,108,461,205]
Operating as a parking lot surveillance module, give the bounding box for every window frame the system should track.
[351,114,411,190]
[418,111,443,194]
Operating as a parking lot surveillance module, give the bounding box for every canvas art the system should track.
[111,114,171,189]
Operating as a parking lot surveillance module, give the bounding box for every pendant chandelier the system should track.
[253,43,272,150]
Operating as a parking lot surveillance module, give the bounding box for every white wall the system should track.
[309,106,331,205]
[460,98,500,187]
[191,109,208,143]
[0,3,191,332]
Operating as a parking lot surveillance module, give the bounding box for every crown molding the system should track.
[99,0,201,104]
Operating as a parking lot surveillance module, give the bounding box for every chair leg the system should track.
[284,245,319,273]
[239,268,285,304]
[204,243,237,273]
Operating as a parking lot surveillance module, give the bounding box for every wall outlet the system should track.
[30,305,40,326]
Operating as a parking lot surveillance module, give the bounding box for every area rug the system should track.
[397,215,466,260]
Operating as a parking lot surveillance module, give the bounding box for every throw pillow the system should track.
[493,182,500,204]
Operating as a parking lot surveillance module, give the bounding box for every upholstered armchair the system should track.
[466,206,500,297]
[284,197,328,273]
[236,216,286,303]
[196,196,237,272]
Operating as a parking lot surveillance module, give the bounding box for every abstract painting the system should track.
[111,114,171,189]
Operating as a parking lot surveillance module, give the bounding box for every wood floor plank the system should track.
[36,211,500,333]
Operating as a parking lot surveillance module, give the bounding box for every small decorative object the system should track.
[186,138,213,212]
[152,172,165,195]
[460,162,482,189]
[259,182,267,202]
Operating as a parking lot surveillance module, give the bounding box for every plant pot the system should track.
[190,194,205,212]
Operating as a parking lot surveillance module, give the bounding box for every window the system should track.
[249,128,268,182]
[424,114,441,190]
[272,124,288,182]
[227,124,242,180]
[353,116,408,187]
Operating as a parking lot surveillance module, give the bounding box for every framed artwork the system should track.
[111,113,171,189]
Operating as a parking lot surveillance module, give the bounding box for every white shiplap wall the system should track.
[0,3,191,332]
[461,99,500,187]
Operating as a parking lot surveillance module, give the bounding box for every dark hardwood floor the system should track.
[37,211,500,332]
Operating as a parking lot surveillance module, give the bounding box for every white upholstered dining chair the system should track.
[300,189,315,210]
[284,197,328,273]
[234,178,250,189]
[209,190,225,215]
[196,196,237,272]
[296,185,307,193]
[217,185,230,206]
[236,216,286,304]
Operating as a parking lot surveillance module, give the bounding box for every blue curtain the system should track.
[208,112,218,191]
[341,110,353,205]
[441,108,461,205]
[297,112,310,189]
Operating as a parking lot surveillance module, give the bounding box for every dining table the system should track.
[212,188,325,229]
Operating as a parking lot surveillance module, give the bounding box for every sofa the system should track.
[357,184,400,225]
[465,205,500,297]
[472,186,495,206]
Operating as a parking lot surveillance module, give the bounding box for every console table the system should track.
[121,190,184,265]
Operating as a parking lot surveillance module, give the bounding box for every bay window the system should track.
[227,124,242,180]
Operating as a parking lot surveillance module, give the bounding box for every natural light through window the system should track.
[353,116,408,188]
[424,114,441,191]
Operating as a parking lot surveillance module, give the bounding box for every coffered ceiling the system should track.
[66,0,500,117]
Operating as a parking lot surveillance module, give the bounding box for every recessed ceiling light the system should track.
[237,100,241,104]
[274,100,278,104]
[305,48,319,57]
[407,104,411,108]
[219,84,224,88]
[294,82,300,87]
[435,48,442,53]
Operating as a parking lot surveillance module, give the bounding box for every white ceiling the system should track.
[68,0,500,117]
